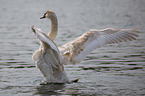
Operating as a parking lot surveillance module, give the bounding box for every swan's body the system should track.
[31,10,140,83]
[32,27,69,83]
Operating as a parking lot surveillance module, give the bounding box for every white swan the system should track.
[31,10,140,83]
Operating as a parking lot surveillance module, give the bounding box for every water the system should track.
[0,0,145,95]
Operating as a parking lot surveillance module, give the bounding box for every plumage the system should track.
[32,26,69,83]
[31,10,140,83]
[59,28,140,64]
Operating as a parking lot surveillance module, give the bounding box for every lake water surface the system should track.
[0,0,145,96]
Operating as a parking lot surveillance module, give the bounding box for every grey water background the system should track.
[0,0,145,95]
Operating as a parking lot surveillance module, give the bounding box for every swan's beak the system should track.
[40,13,46,19]
[40,16,45,19]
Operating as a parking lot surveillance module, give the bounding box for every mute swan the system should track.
[31,10,140,83]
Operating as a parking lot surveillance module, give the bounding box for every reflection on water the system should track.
[35,84,66,95]
[35,83,105,96]
[0,0,145,95]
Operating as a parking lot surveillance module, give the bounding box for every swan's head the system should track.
[40,10,55,19]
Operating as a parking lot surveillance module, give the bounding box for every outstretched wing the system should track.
[59,28,140,64]
[31,26,64,74]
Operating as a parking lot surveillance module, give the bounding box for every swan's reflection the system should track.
[35,83,65,95]
[35,83,79,95]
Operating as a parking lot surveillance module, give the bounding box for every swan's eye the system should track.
[44,13,47,16]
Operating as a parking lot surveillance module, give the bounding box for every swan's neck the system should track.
[48,15,58,40]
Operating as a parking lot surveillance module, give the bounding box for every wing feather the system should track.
[59,28,140,64]
[31,26,64,73]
